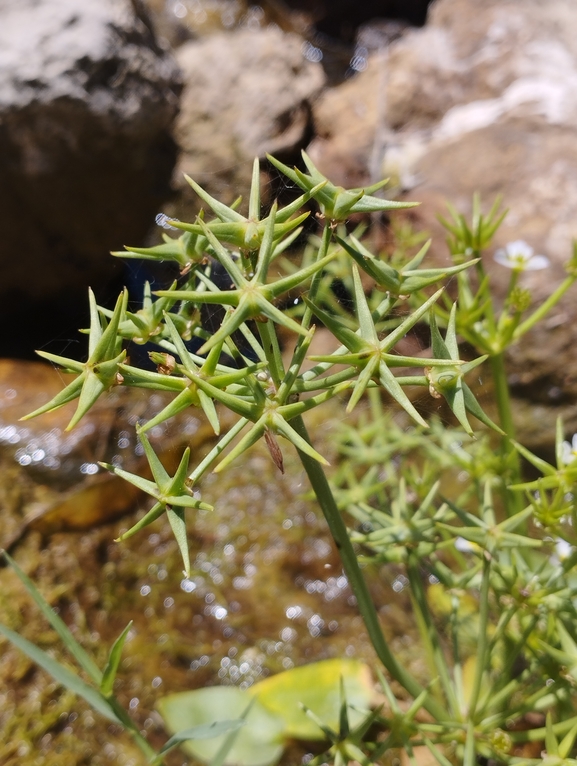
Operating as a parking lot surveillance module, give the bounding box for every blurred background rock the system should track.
[0,0,430,357]
[0,0,181,357]
[3,0,577,444]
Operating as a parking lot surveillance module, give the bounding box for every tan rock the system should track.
[307,0,577,447]
[173,25,326,210]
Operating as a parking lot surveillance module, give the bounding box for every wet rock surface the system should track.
[0,359,219,551]
[0,361,419,766]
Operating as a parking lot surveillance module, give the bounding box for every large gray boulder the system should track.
[0,0,181,356]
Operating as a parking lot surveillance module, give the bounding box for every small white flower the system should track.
[561,433,577,465]
[455,536,476,553]
[550,537,573,566]
[555,538,573,559]
[493,240,550,271]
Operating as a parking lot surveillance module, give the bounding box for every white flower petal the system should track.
[562,439,575,465]
[505,240,534,259]
[494,249,515,268]
[555,538,573,560]
[523,254,550,270]
[493,240,549,271]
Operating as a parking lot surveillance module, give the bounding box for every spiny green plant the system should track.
[3,152,577,765]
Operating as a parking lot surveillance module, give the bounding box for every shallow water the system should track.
[0,361,422,766]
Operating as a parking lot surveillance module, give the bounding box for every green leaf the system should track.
[461,382,504,434]
[545,712,558,756]
[210,702,255,766]
[423,737,455,766]
[2,551,102,684]
[249,659,374,740]
[20,374,84,421]
[346,356,380,413]
[338,677,350,737]
[23,289,128,429]
[157,686,284,766]
[213,420,267,474]
[101,621,133,697]
[184,174,246,223]
[157,720,245,757]
[272,415,330,466]
[115,502,166,541]
[511,440,558,477]
[559,720,577,759]
[248,158,261,222]
[378,361,428,428]
[33,350,85,373]
[99,463,159,497]
[167,506,192,577]
[0,623,119,723]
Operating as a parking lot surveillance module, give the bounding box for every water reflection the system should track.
[0,366,421,764]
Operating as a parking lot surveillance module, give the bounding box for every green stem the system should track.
[368,386,383,422]
[488,352,515,443]
[504,270,520,308]
[188,417,249,483]
[510,715,577,743]
[489,352,522,515]
[513,274,576,340]
[466,553,490,721]
[406,557,459,718]
[450,596,464,716]
[463,720,476,766]
[257,320,285,387]
[290,414,450,723]
[108,697,160,763]
[474,256,497,336]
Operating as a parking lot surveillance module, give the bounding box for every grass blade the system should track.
[0,623,118,723]
[2,551,102,684]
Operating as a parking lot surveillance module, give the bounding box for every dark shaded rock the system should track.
[273,0,432,40]
[0,0,182,358]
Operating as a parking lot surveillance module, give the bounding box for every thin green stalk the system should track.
[188,417,249,483]
[474,257,497,336]
[466,553,490,721]
[302,223,332,329]
[489,351,522,515]
[514,274,577,339]
[108,697,160,763]
[475,607,533,718]
[368,386,383,422]
[463,720,476,766]
[489,352,515,443]
[510,715,577,743]
[290,414,450,723]
[476,674,528,722]
[494,616,538,693]
[406,558,459,718]
[257,320,285,387]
